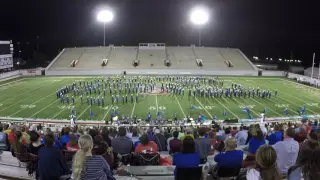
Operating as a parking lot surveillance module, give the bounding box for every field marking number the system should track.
[100,106,119,110]
[20,105,36,109]
[204,106,215,110]
[239,105,255,109]
[275,104,289,108]
[149,106,166,110]
[307,103,318,107]
[58,105,74,110]
[0,104,2,107]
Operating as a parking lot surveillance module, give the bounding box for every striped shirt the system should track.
[80,155,115,180]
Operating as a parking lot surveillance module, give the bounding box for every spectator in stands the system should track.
[0,125,9,151]
[8,125,17,144]
[131,127,140,145]
[238,145,282,180]
[288,147,320,180]
[153,129,167,151]
[223,128,232,141]
[195,127,211,164]
[135,134,158,154]
[294,126,308,144]
[180,128,194,141]
[173,136,200,175]
[214,137,243,168]
[169,131,182,154]
[92,135,114,168]
[28,130,44,155]
[3,124,10,135]
[235,126,248,146]
[231,127,238,136]
[73,134,115,180]
[89,128,99,140]
[111,127,134,155]
[272,128,299,175]
[38,133,70,180]
[267,125,283,145]
[12,131,28,154]
[101,129,112,147]
[41,131,61,149]
[208,130,217,155]
[248,130,266,154]
[66,134,80,151]
[21,126,30,144]
[60,127,70,147]
[299,130,319,152]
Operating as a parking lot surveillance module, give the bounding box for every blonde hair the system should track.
[72,135,93,180]
[256,145,282,180]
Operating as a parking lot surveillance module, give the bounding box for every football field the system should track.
[0,76,320,122]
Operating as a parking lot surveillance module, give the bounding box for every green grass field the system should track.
[0,76,320,122]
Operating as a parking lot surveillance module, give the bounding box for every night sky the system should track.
[0,0,319,66]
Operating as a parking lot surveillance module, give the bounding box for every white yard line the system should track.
[246,79,316,114]
[9,93,56,117]
[214,98,240,119]
[0,83,51,104]
[239,80,283,117]
[51,96,83,119]
[77,105,92,120]
[103,105,113,120]
[30,98,61,118]
[194,97,212,118]
[130,102,136,118]
[174,95,186,118]
[155,94,159,112]
[0,78,24,87]
[227,97,260,117]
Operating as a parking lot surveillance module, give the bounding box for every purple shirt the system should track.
[272,138,299,174]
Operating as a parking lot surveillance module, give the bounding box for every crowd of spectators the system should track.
[0,119,319,180]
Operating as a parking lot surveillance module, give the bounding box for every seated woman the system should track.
[28,131,44,155]
[173,136,200,175]
[214,137,243,168]
[288,147,320,180]
[248,130,266,154]
[12,131,28,155]
[92,135,114,168]
[135,134,158,154]
[237,145,282,180]
[73,135,115,180]
[66,134,80,151]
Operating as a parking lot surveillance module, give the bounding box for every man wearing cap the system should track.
[214,137,243,168]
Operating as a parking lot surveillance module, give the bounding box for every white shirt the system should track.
[235,130,248,145]
[272,138,299,174]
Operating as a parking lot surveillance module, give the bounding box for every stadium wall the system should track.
[261,70,286,76]
[0,70,22,81]
[46,69,259,76]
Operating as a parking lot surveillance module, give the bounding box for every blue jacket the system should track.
[267,131,283,145]
[60,135,70,146]
[37,146,70,179]
[41,137,61,149]
[248,138,266,154]
[214,150,243,168]
[173,152,200,175]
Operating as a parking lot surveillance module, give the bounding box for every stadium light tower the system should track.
[190,7,209,47]
[97,10,114,47]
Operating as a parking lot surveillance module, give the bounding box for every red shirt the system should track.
[8,132,27,145]
[135,141,158,154]
[169,138,182,154]
[66,142,80,151]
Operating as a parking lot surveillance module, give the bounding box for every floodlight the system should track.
[190,7,209,25]
[97,10,114,23]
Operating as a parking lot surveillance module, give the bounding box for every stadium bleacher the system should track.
[47,45,257,70]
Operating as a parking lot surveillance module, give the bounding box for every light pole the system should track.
[97,10,114,47]
[190,7,209,47]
